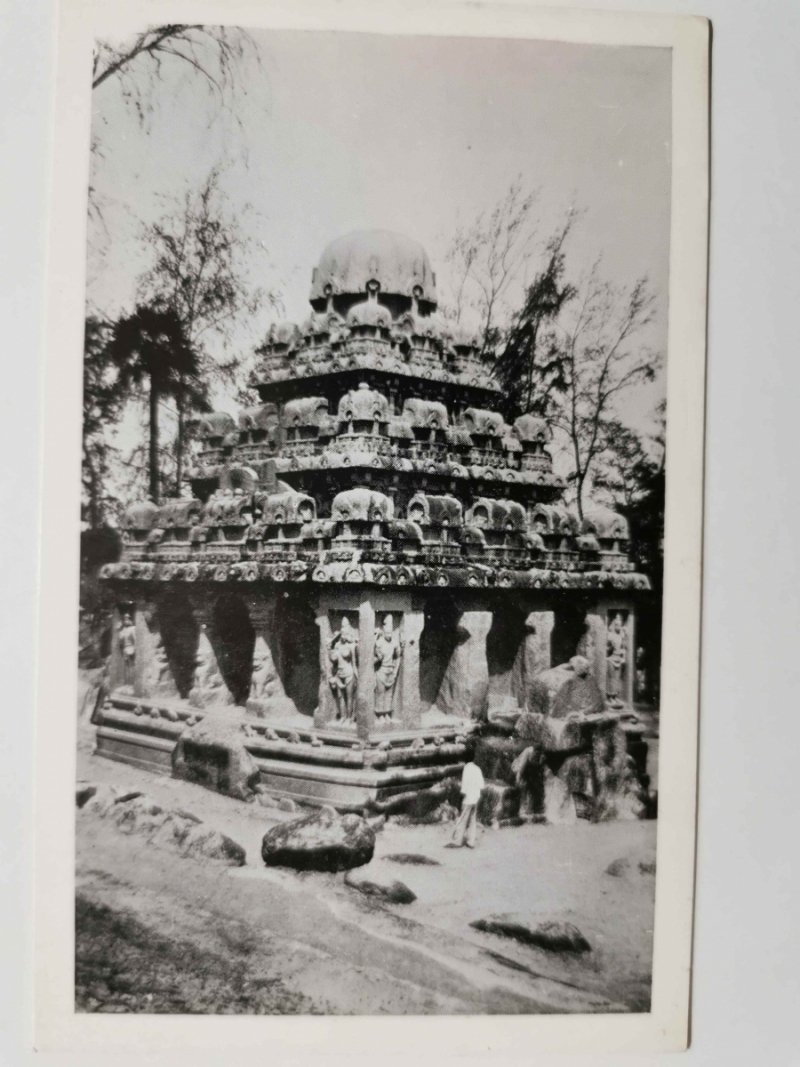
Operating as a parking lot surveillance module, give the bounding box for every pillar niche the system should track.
[436,610,492,720]
[109,610,134,691]
[243,597,293,716]
[187,600,234,709]
[511,610,554,708]
[134,600,179,700]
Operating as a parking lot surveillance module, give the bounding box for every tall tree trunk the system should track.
[175,386,184,496]
[149,377,160,503]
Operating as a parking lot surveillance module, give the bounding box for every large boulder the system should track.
[261,807,375,872]
[172,709,260,801]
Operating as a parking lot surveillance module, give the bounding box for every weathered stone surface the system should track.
[344,872,417,905]
[527,656,604,720]
[367,777,460,820]
[172,710,260,801]
[261,808,375,872]
[477,782,521,826]
[366,814,386,833]
[77,788,246,866]
[474,735,524,781]
[384,853,440,866]
[470,915,591,954]
[436,611,492,719]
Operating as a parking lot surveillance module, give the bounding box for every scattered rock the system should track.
[179,824,246,866]
[262,808,375,872]
[605,857,630,877]
[605,850,656,878]
[277,797,297,813]
[345,874,417,905]
[172,709,260,801]
[310,735,323,748]
[80,783,122,817]
[319,804,338,819]
[366,814,386,833]
[638,854,657,876]
[287,731,301,744]
[76,785,98,809]
[384,853,440,866]
[470,915,591,954]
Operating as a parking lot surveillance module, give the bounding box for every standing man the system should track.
[451,758,485,848]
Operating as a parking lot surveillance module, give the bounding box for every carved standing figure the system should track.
[328,616,359,722]
[606,613,628,704]
[374,613,403,718]
[118,613,136,690]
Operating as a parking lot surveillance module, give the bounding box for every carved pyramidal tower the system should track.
[98,230,648,810]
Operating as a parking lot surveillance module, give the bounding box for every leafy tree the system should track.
[493,220,576,418]
[105,305,200,502]
[136,169,279,487]
[82,316,123,527]
[445,180,541,350]
[550,267,661,522]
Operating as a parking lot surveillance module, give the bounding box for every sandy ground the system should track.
[75,678,657,1015]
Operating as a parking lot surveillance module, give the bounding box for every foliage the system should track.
[104,305,200,502]
[493,219,577,418]
[549,267,661,521]
[444,180,542,349]
[82,317,124,527]
[137,168,279,486]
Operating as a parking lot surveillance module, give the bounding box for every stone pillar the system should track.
[437,610,492,720]
[355,598,376,740]
[134,599,179,700]
[314,610,335,728]
[579,610,608,697]
[398,610,424,729]
[623,609,636,706]
[512,610,554,707]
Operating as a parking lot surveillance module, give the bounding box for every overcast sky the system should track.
[89,28,671,427]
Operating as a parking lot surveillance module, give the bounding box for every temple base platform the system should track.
[93,690,475,812]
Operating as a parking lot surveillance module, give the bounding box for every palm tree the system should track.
[106,305,202,502]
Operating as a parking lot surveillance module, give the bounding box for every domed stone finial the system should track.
[310,229,437,312]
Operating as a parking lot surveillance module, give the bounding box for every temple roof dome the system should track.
[310,229,437,309]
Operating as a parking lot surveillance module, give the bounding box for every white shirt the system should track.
[460,762,485,805]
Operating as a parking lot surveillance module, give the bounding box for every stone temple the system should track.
[97,230,651,818]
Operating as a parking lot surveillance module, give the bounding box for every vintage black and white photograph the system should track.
[35,1,705,1043]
